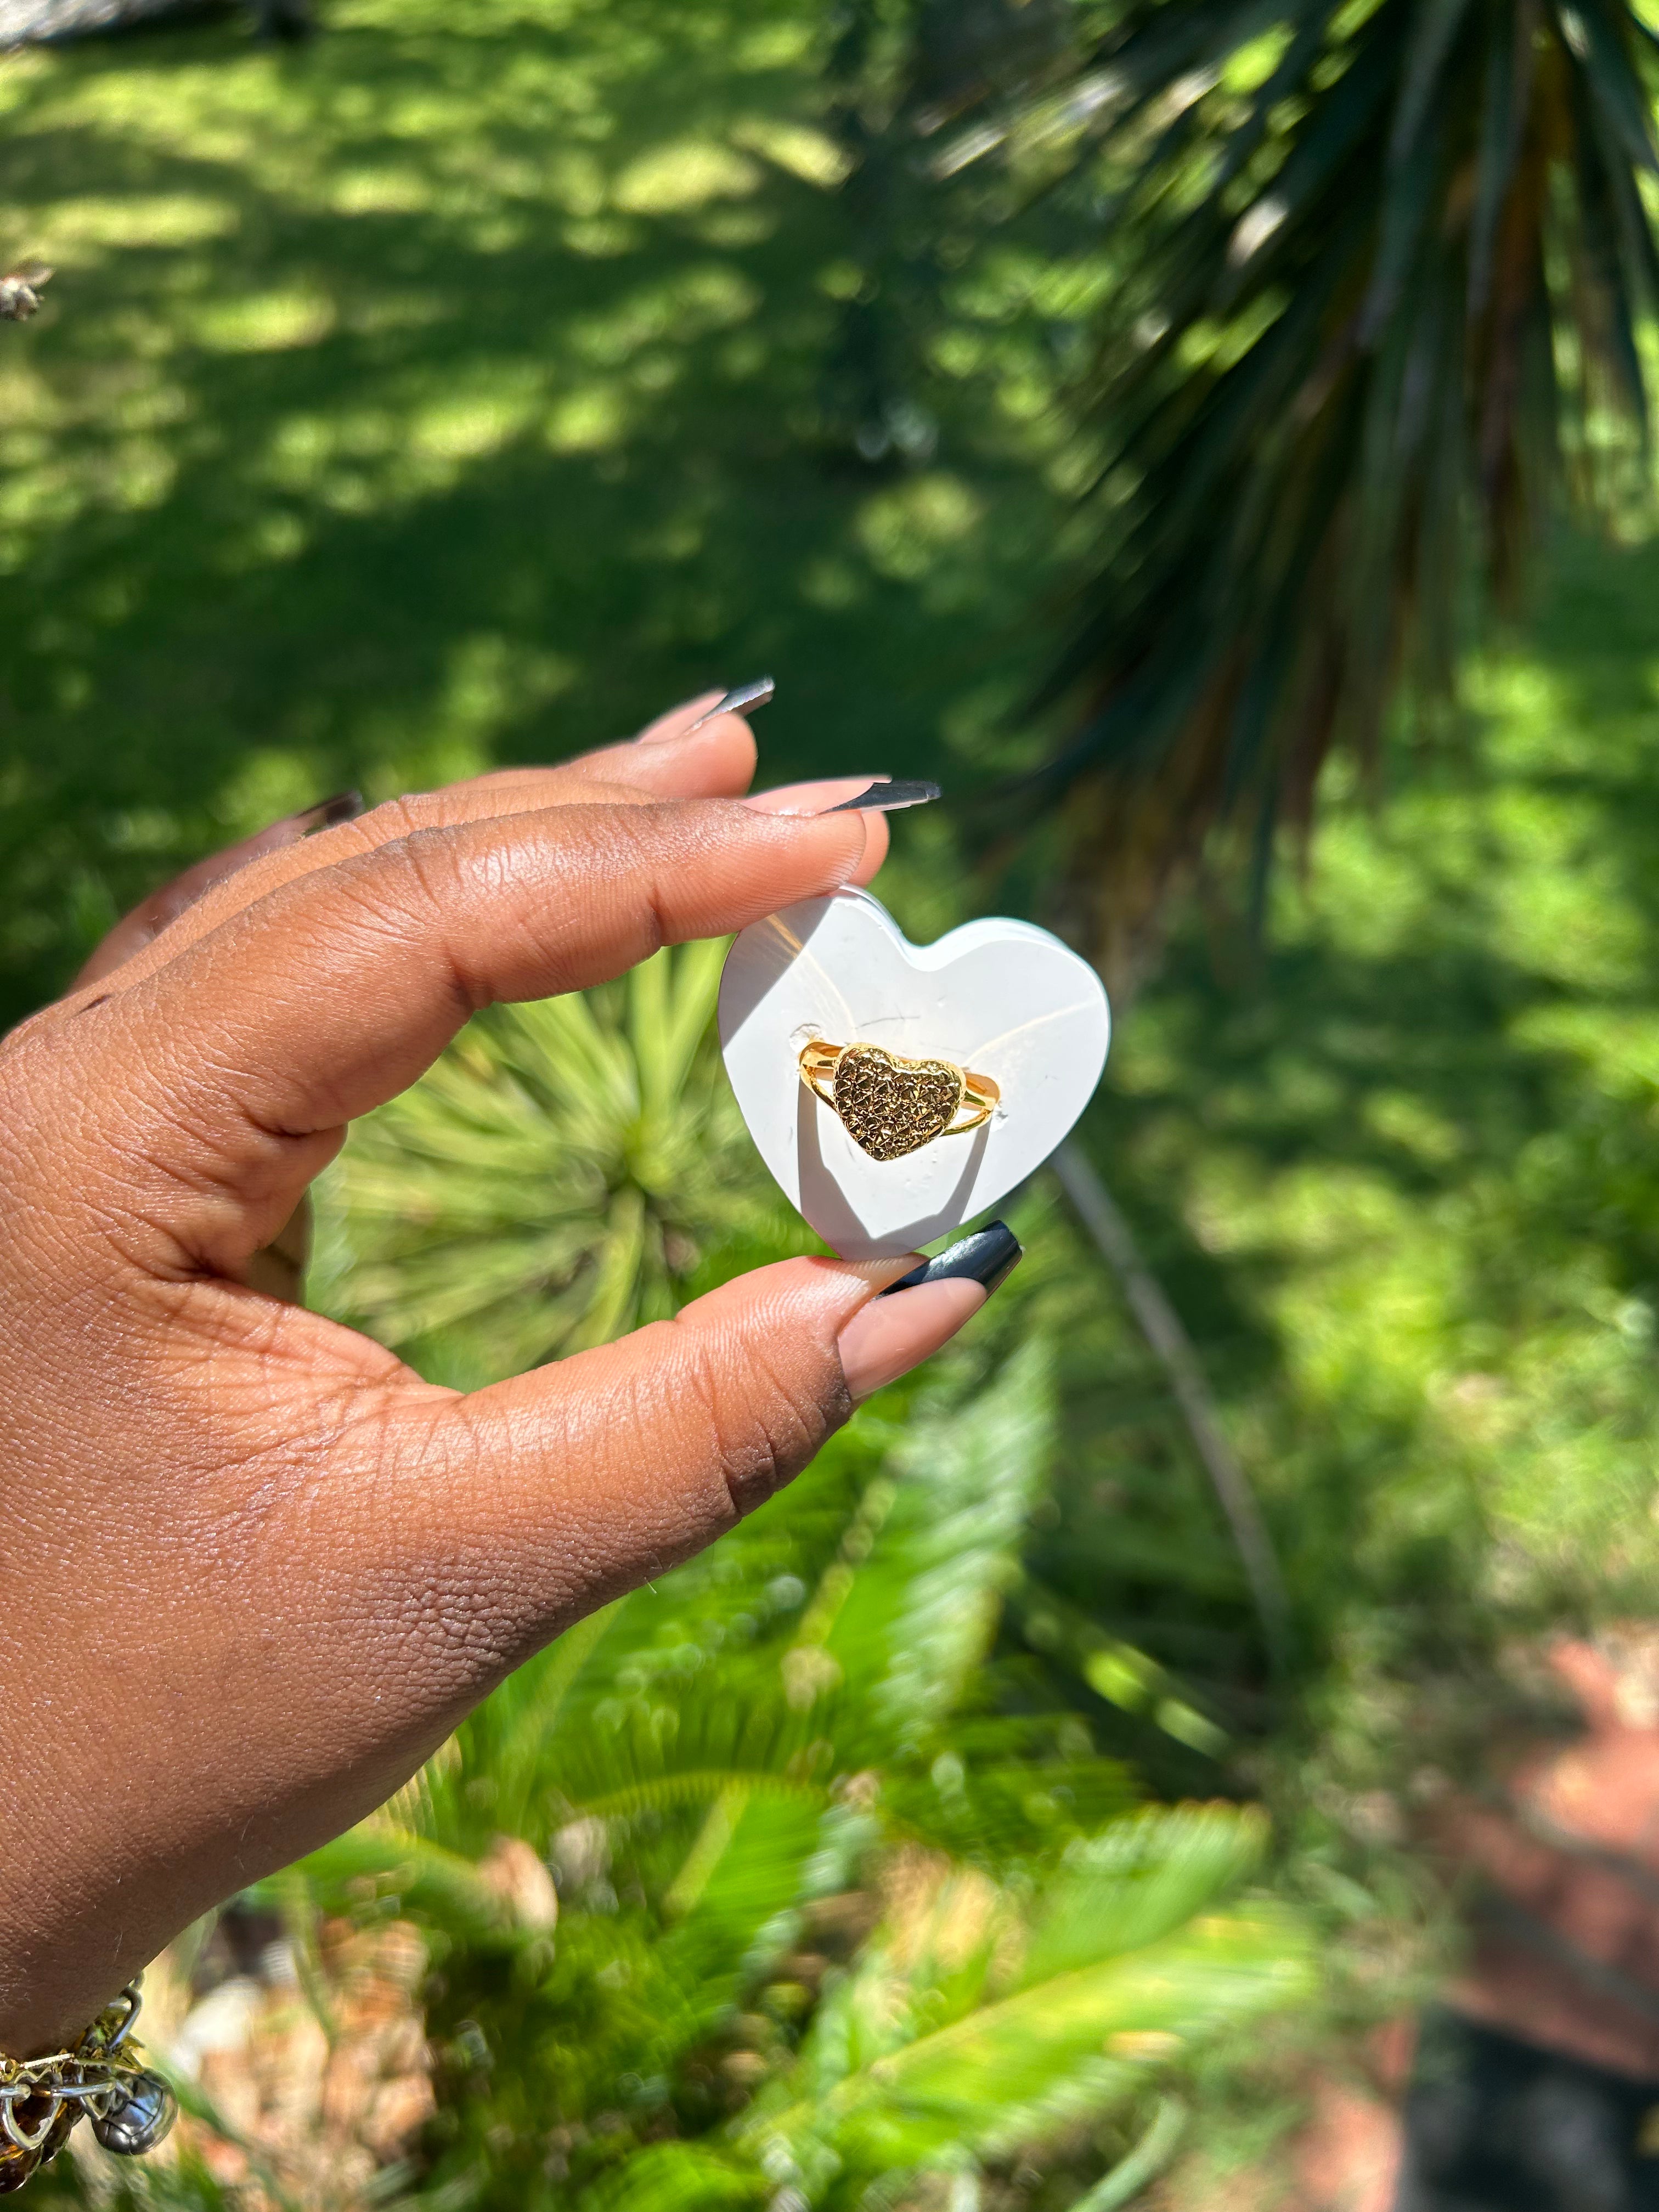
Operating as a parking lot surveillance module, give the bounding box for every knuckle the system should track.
[354,793,427,845]
[565,802,683,955]
[393,823,470,916]
[324,831,478,1011]
[351,825,455,920]
[679,1321,839,1517]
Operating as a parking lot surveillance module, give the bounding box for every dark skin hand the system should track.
[0,697,993,2052]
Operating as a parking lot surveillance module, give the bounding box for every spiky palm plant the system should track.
[1056,0,1659,988]
[840,1,1659,990]
[312,943,799,1380]
[391,1345,1304,2212]
[38,1342,1305,2212]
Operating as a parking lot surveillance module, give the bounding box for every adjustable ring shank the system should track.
[798,1040,843,1111]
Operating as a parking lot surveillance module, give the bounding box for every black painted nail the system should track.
[827,777,941,814]
[879,1220,1022,1299]
[689,676,775,730]
[297,789,364,833]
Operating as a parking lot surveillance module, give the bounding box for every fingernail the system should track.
[837,1222,1021,1403]
[686,676,775,732]
[295,789,364,833]
[825,778,941,814]
[879,1221,1023,1297]
[743,775,891,817]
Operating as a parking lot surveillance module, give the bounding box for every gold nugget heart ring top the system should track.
[798,1040,1000,1163]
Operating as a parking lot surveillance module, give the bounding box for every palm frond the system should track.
[853,0,1659,986]
[1017,1802,1269,1983]
[1046,0,1659,984]
[827,1906,1308,2161]
[256,1820,517,1945]
[753,1801,1306,2181]
[313,943,788,1376]
[799,1339,1055,1764]
[579,2141,765,2212]
[62,1337,1311,2212]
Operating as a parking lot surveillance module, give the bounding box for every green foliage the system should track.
[0,0,1078,1031]
[839,0,1659,978]
[314,942,799,1380]
[266,1341,1306,2212]
[1062,531,1659,1810]
[26,0,1659,2199]
[16,940,1298,2212]
[1045,0,1659,949]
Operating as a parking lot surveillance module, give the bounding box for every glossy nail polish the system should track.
[837,1223,1022,1402]
[878,1221,1022,1297]
[296,789,364,833]
[687,676,776,731]
[826,777,941,814]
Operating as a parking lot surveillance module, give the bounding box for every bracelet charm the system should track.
[0,1982,174,2193]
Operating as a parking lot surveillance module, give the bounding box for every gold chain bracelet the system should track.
[0,1980,176,2194]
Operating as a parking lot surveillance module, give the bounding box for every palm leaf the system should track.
[823,1907,1309,2161]
[313,942,790,1376]
[799,1338,1055,1763]
[753,1796,1307,2186]
[579,2141,765,2212]
[1052,0,1659,985]
[1017,1803,1270,1983]
[264,1819,516,1943]
[112,1346,1311,2212]
[855,0,1659,988]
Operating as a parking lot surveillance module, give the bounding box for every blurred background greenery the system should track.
[11,0,1659,2204]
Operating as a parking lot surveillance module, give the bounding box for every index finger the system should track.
[59,706,896,1012]
[65,700,764,1002]
[50,799,867,1280]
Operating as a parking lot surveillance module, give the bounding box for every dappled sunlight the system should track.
[195,284,336,349]
[29,188,239,249]
[1066,543,1659,1720]
[855,471,986,585]
[0,0,1078,1017]
[543,382,628,454]
[14,9,1659,2201]
[611,138,762,215]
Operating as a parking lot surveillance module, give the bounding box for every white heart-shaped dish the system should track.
[719,890,1110,1258]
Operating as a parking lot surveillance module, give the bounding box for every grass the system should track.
[12,0,1659,2165]
[0,0,1079,1025]
[1076,528,1659,1808]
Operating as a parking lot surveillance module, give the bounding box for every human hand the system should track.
[0,694,1010,2051]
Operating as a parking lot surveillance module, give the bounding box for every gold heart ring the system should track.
[798,1040,1000,1163]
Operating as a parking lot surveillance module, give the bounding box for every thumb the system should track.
[375,1249,997,1662]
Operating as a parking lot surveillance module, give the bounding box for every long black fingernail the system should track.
[827,778,941,814]
[689,676,775,730]
[297,789,364,833]
[879,1221,1022,1298]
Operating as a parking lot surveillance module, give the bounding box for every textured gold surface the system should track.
[832,1045,964,1162]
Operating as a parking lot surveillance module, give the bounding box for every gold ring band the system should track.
[798,1040,1000,1163]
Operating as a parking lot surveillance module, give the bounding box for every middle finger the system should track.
[57,718,892,1010]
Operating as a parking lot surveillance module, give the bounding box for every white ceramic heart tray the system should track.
[718,889,1110,1258]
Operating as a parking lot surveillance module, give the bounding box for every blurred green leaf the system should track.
[315,943,793,1375]
[846,0,1659,983]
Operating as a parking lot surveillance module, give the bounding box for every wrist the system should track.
[0,1981,175,2194]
